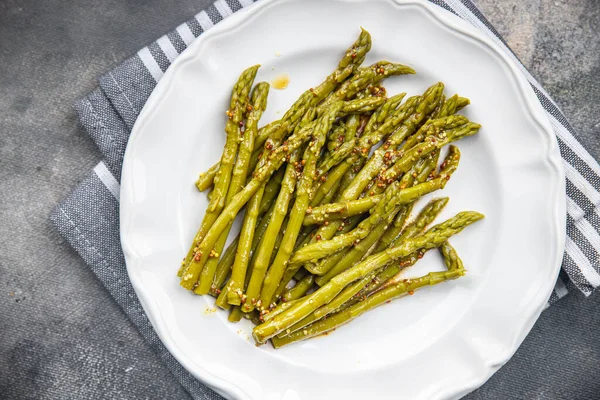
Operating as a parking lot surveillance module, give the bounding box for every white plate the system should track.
[120,0,566,399]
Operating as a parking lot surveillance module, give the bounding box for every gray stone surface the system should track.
[0,0,598,399]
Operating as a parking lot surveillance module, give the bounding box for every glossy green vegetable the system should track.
[179,112,319,290]
[372,153,439,252]
[360,196,451,296]
[440,241,464,271]
[302,154,369,276]
[261,299,299,322]
[211,197,279,300]
[196,81,270,294]
[271,268,464,348]
[259,28,372,154]
[378,118,479,185]
[258,165,285,215]
[226,182,266,305]
[276,220,360,295]
[279,269,382,337]
[180,29,487,349]
[317,138,357,178]
[228,306,244,323]
[180,65,259,279]
[302,88,439,252]
[196,121,282,192]
[281,274,315,303]
[334,83,443,201]
[310,92,406,206]
[195,162,219,192]
[320,61,415,109]
[209,234,238,296]
[253,211,484,343]
[259,103,342,309]
[326,121,347,153]
[181,92,366,289]
[242,151,305,309]
[302,164,456,226]
[311,161,428,284]
[291,179,418,265]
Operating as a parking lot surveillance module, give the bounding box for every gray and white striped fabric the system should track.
[50,0,600,398]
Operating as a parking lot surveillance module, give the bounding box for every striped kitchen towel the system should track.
[50,0,600,398]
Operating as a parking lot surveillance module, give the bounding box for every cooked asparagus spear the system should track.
[181,65,259,276]
[271,268,464,348]
[253,211,484,343]
[258,103,343,309]
[281,274,315,303]
[196,81,270,294]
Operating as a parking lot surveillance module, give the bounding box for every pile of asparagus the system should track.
[177,29,484,347]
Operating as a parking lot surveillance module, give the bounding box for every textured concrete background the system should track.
[0,0,599,399]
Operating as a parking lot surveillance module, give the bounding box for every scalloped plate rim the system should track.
[119,1,566,399]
